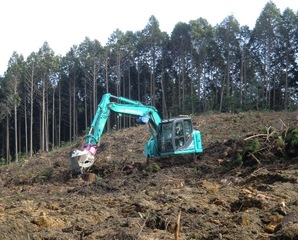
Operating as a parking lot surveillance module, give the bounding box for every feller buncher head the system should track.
[69,149,95,172]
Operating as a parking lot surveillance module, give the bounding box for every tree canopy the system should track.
[0,2,297,163]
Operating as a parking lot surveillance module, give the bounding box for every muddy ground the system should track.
[0,111,298,240]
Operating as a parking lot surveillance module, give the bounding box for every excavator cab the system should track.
[157,117,202,157]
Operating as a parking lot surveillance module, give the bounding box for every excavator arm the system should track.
[70,93,162,171]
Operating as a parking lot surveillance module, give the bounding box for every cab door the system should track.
[158,121,174,153]
[174,119,193,149]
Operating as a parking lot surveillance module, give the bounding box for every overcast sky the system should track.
[1,0,298,76]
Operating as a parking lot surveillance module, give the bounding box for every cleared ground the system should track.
[0,111,298,240]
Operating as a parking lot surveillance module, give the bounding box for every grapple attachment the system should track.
[69,149,95,171]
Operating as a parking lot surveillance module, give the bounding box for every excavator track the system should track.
[147,154,200,168]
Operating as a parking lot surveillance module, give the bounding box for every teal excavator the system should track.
[70,93,203,171]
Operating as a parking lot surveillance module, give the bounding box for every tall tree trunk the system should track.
[178,59,182,111]
[226,51,231,98]
[69,79,72,142]
[240,55,244,108]
[273,76,276,109]
[92,63,97,117]
[72,76,76,140]
[84,78,88,129]
[161,56,168,119]
[137,60,141,102]
[203,71,207,112]
[6,115,10,164]
[41,77,46,151]
[128,67,131,127]
[45,92,49,152]
[116,53,121,129]
[151,51,156,107]
[284,51,289,110]
[105,57,110,132]
[14,83,18,162]
[122,69,126,128]
[195,64,201,114]
[52,88,55,148]
[24,97,28,155]
[89,93,92,128]
[182,64,185,114]
[58,84,61,146]
[29,71,34,157]
[265,44,272,109]
[219,76,225,112]
[18,112,21,157]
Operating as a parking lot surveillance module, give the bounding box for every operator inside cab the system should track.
[175,123,183,135]
[175,122,184,148]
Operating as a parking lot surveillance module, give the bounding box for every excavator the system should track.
[70,93,203,171]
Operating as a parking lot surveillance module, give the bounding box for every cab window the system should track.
[175,122,184,148]
[183,119,192,140]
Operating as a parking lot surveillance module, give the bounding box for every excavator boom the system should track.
[70,93,162,171]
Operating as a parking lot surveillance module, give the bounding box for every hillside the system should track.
[0,111,298,240]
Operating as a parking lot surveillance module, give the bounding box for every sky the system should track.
[1,0,298,76]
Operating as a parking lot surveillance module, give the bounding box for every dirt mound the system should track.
[0,111,298,240]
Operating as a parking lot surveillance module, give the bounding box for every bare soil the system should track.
[0,111,298,240]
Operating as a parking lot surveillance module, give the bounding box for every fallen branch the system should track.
[137,214,149,236]
[244,133,270,141]
[248,153,261,164]
[243,188,281,202]
[174,209,181,240]
[279,118,290,138]
[244,126,276,142]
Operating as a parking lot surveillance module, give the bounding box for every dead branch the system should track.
[174,209,181,240]
[244,126,276,142]
[137,214,149,236]
[248,153,261,164]
[243,188,281,202]
[279,118,286,128]
[244,133,269,141]
[245,146,269,165]
[279,118,290,138]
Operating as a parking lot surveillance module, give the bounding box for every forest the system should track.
[0,1,297,163]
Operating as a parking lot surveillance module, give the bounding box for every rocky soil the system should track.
[0,111,298,240]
